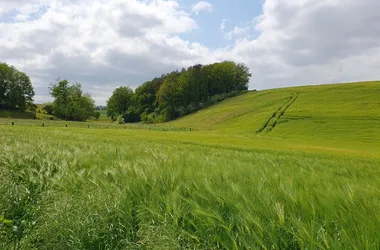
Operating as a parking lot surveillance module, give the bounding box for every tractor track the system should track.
[256,93,298,134]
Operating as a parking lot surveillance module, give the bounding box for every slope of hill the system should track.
[168,81,380,143]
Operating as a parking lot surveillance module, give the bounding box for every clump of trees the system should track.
[0,63,35,113]
[1,62,98,121]
[49,79,97,121]
[107,61,251,123]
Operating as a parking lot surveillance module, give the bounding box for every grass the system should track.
[1,81,380,249]
[0,110,35,119]
[167,90,291,133]
[0,118,190,132]
[169,81,380,138]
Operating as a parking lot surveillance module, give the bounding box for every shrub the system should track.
[42,103,54,115]
[94,111,101,120]
[116,115,125,124]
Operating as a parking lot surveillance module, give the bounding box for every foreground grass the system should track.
[1,126,379,249]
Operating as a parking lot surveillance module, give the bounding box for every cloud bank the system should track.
[1,0,379,104]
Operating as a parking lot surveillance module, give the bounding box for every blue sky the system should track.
[1,0,379,104]
[180,0,263,48]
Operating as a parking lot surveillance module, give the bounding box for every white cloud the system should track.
[14,3,45,21]
[224,26,250,40]
[0,0,204,104]
[192,1,212,15]
[1,0,380,104]
[0,0,45,13]
[215,0,380,90]
[220,18,228,31]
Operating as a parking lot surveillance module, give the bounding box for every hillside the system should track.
[168,81,380,143]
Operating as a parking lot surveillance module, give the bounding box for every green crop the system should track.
[1,81,379,249]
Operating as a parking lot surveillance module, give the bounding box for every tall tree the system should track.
[0,63,35,111]
[106,86,135,121]
[157,72,182,120]
[234,63,252,91]
[49,79,96,121]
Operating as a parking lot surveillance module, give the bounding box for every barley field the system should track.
[1,81,379,249]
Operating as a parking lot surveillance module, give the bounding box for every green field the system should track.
[1,81,379,249]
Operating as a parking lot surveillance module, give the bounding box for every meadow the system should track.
[1,81,380,249]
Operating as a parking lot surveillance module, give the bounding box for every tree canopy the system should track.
[107,86,133,120]
[107,61,251,123]
[49,79,96,121]
[0,63,35,111]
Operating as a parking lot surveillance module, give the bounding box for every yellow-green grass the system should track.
[166,90,291,134]
[1,126,379,249]
[168,81,380,141]
[0,118,191,133]
[271,82,380,142]
[1,81,380,249]
[1,118,379,159]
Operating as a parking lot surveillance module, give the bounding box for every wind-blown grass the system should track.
[1,126,379,249]
[1,81,380,249]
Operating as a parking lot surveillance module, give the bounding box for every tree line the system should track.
[0,62,98,121]
[1,61,251,123]
[107,61,251,123]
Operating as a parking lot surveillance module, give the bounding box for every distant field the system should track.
[1,81,380,249]
[90,109,110,123]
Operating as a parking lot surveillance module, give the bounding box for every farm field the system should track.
[1,81,380,249]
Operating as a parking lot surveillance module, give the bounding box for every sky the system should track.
[1,0,379,105]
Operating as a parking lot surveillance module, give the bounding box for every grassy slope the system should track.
[169,81,380,134]
[168,81,380,149]
[166,90,291,134]
[272,82,380,142]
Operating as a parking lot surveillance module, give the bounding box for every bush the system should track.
[94,112,101,120]
[141,112,158,124]
[124,113,140,123]
[42,103,54,115]
[116,115,125,124]
[175,107,186,118]
[185,103,198,114]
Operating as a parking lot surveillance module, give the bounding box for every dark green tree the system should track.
[134,76,167,123]
[234,63,252,91]
[0,62,35,111]
[49,79,96,121]
[94,111,101,120]
[42,103,54,115]
[106,86,135,121]
[157,72,182,121]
